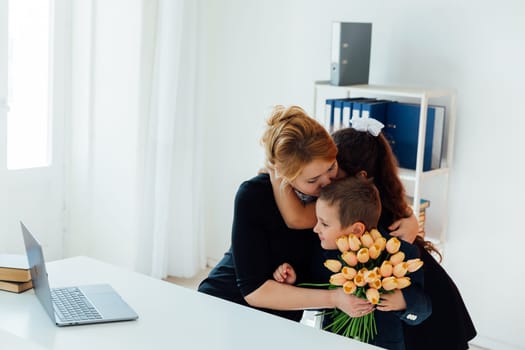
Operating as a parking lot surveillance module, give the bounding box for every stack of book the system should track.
[0,254,33,293]
[406,196,430,237]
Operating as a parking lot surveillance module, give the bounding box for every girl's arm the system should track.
[269,169,317,229]
[388,211,419,243]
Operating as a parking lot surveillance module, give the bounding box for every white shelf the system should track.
[314,82,456,246]
[398,167,450,182]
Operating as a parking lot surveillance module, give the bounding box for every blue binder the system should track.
[324,99,338,131]
[341,97,368,128]
[356,99,389,124]
[385,102,444,171]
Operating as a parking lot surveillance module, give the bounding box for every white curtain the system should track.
[140,0,205,279]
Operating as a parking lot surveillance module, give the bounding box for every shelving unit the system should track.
[313,81,456,246]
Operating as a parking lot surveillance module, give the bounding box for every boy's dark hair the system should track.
[319,177,381,230]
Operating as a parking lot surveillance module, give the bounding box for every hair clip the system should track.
[350,117,384,137]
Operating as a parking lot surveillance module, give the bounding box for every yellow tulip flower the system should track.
[379,260,393,277]
[374,237,387,251]
[368,244,382,259]
[406,258,424,272]
[354,271,367,287]
[369,228,382,241]
[386,237,401,254]
[368,278,382,289]
[343,280,357,295]
[357,247,370,263]
[360,233,374,248]
[342,266,357,280]
[336,236,350,253]
[396,277,411,289]
[348,234,362,251]
[364,269,379,283]
[324,259,342,273]
[390,251,406,266]
[341,251,358,267]
[381,276,397,291]
[366,287,380,304]
[393,262,408,278]
[329,273,347,286]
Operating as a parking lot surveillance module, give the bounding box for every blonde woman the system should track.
[198,105,373,321]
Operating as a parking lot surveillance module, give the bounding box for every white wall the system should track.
[198,0,525,348]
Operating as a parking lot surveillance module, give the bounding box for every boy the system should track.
[274,177,431,350]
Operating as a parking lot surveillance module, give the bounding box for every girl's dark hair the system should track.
[332,127,442,261]
[332,128,407,223]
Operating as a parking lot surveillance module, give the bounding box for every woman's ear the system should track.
[273,165,281,179]
[350,222,366,235]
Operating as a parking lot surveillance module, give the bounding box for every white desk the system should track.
[0,256,379,349]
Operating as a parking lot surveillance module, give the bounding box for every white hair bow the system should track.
[350,117,384,137]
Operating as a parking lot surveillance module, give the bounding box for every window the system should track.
[7,0,51,169]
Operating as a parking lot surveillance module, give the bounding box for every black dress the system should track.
[198,173,320,321]
[403,244,477,350]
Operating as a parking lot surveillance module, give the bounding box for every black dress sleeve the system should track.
[396,241,432,325]
[230,179,274,297]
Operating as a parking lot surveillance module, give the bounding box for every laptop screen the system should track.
[21,222,56,322]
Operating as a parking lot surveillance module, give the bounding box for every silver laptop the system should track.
[21,221,139,326]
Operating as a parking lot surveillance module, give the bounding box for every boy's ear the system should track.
[351,222,366,235]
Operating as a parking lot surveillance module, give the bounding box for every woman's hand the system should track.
[388,213,419,243]
[332,289,374,317]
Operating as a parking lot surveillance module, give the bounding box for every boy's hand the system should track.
[376,289,407,311]
[272,263,296,285]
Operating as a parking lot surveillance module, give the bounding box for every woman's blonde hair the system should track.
[261,105,337,183]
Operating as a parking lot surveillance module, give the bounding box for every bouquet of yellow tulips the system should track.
[321,229,424,343]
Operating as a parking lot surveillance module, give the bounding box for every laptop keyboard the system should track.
[51,287,103,322]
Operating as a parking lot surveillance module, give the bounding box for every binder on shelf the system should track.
[385,102,445,171]
[349,98,377,120]
[341,97,367,128]
[326,97,368,131]
[332,99,346,131]
[341,99,353,128]
[356,99,389,123]
[330,22,372,86]
[324,98,338,131]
